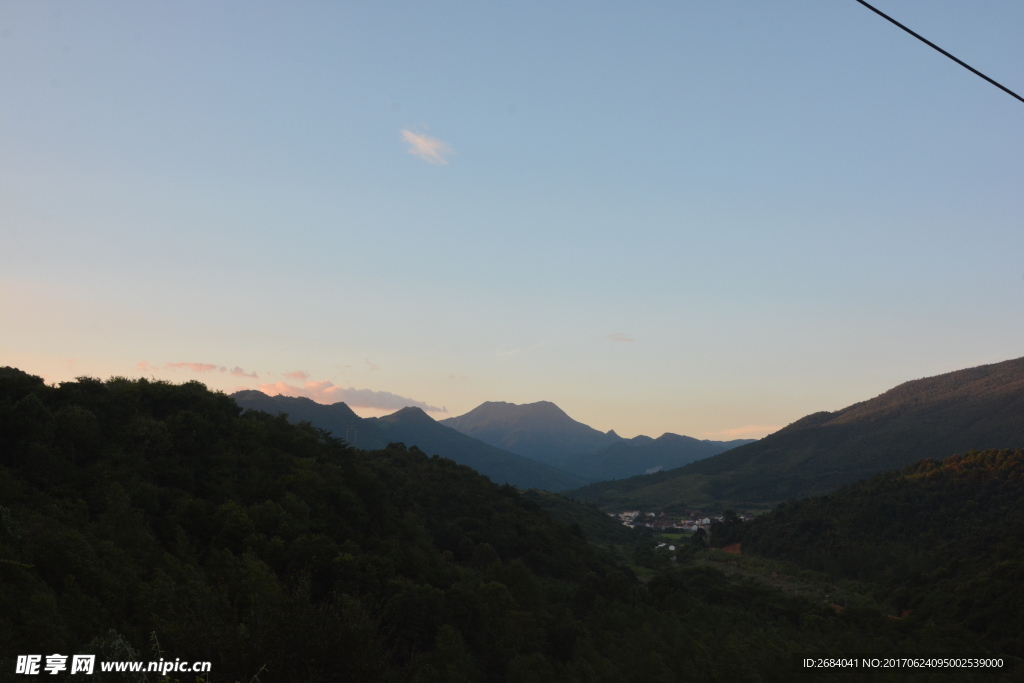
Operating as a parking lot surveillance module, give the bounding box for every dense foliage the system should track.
[741,450,1024,658]
[1,369,1017,681]
[517,489,638,550]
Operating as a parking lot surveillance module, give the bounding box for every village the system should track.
[610,510,754,532]
[612,510,753,558]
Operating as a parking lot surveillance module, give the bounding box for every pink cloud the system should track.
[283,370,309,380]
[137,361,259,379]
[165,362,221,373]
[258,380,346,404]
[401,128,454,165]
[257,379,446,413]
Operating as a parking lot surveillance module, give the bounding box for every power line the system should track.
[853,0,1024,105]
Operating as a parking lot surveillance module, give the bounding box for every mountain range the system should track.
[234,392,750,489]
[440,400,751,479]
[570,356,1024,512]
[231,391,589,491]
[558,432,754,481]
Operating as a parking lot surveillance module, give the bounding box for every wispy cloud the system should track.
[364,358,379,371]
[138,361,259,379]
[702,424,782,439]
[164,362,220,373]
[258,380,446,413]
[401,129,453,165]
[605,333,635,343]
[496,340,548,360]
[283,370,309,380]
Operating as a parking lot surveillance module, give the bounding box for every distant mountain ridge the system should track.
[571,356,1024,512]
[231,392,589,492]
[557,432,756,481]
[441,400,753,481]
[232,390,370,442]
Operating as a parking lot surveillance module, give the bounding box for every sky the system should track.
[3,0,1022,440]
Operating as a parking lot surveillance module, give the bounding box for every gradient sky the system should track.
[3,0,1022,439]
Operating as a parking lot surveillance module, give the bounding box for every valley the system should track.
[3,357,1023,680]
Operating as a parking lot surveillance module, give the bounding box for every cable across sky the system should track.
[854,0,1024,104]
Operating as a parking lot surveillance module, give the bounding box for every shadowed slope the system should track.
[571,357,1024,511]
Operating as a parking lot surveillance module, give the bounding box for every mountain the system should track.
[439,400,621,465]
[556,433,756,481]
[571,356,1024,512]
[441,400,751,481]
[231,390,379,446]
[368,406,591,491]
[232,392,589,491]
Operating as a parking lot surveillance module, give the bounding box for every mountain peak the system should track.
[232,389,266,399]
[472,400,571,421]
[379,406,436,426]
[440,400,621,464]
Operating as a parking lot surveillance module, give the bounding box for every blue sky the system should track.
[3,0,1022,439]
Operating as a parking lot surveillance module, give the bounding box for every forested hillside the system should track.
[740,449,1024,659]
[0,369,1016,682]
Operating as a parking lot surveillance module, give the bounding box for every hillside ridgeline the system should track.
[571,356,1024,511]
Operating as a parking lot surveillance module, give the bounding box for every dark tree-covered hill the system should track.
[740,449,1024,658]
